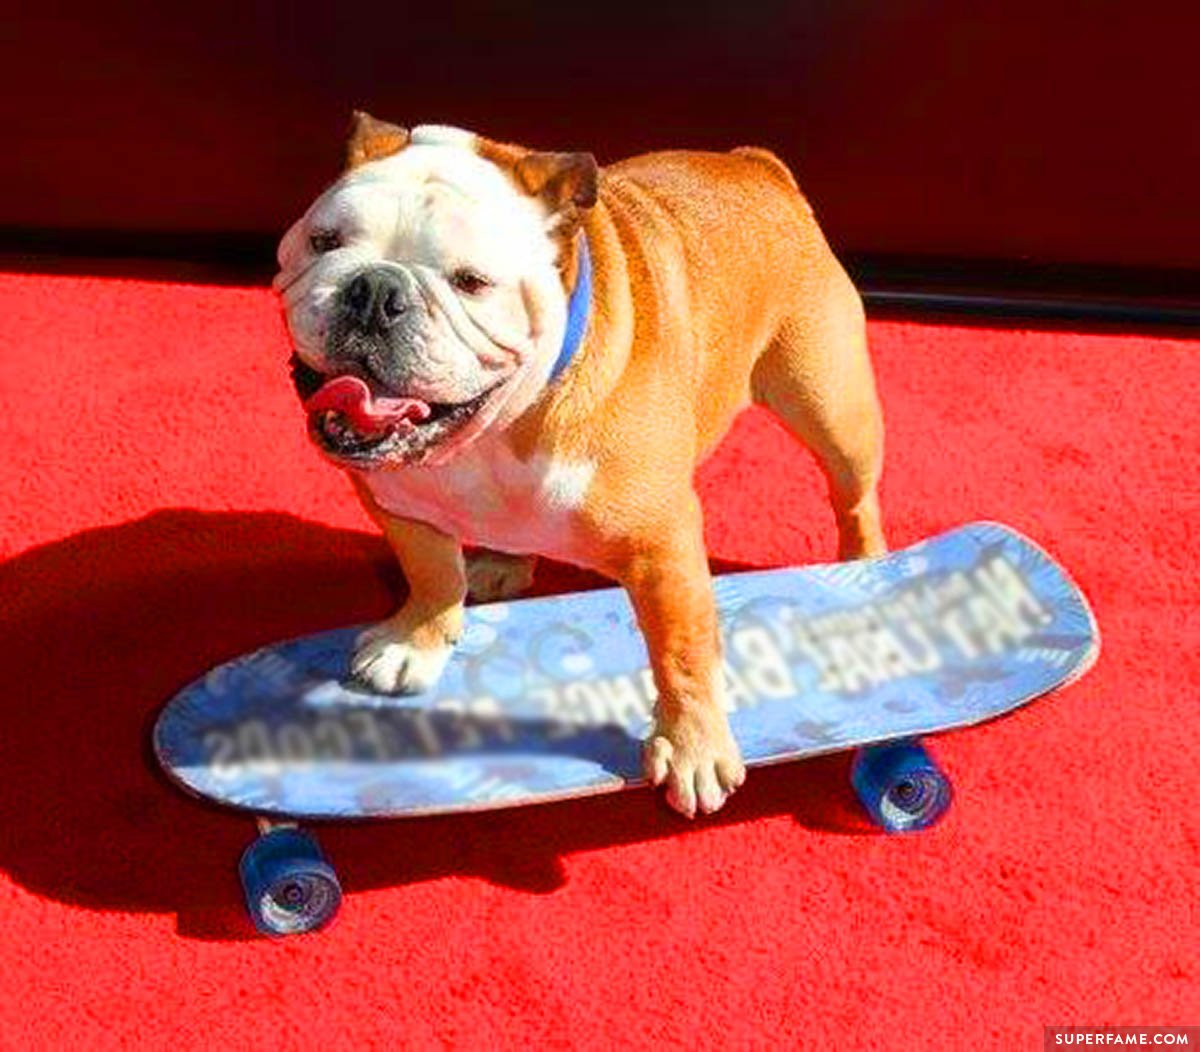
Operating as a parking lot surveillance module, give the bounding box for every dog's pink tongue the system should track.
[305,376,431,436]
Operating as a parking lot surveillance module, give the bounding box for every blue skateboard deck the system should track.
[155,522,1099,821]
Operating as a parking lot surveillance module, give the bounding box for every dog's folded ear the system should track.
[346,110,410,169]
[513,152,599,216]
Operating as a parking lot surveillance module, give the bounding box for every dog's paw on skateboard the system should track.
[644,709,746,818]
[351,620,453,694]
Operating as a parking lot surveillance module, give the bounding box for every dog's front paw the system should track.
[351,620,453,695]
[644,708,746,818]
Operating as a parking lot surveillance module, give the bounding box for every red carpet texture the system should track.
[1,271,1197,1048]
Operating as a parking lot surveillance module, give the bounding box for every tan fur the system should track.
[336,124,885,816]
[353,475,466,626]
[345,111,411,169]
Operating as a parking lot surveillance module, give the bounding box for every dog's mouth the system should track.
[293,358,496,465]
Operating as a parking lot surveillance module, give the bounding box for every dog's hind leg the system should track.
[465,550,537,601]
[750,268,887,561]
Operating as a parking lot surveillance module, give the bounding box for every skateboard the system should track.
[154,521,1099,935]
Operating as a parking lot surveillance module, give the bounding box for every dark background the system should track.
[5,1,1198,315]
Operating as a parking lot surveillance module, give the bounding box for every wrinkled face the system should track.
[273,126,571,468]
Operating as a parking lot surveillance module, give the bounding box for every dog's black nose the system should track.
[342,269,410,332]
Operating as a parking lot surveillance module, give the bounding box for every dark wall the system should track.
[4,1,1198,269]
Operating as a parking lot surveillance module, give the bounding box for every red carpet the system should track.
[1,271,1196,1047]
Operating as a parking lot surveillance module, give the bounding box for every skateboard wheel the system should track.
[850,740,952,833]
[239,828,342,936]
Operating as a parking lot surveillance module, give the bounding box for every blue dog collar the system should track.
[548,235,592,383]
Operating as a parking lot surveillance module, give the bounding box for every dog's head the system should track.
[273,113,598,468]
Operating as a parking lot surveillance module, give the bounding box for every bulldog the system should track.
[274,111,886,818]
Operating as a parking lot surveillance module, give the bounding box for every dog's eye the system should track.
[309,229,342,254]
[450,268,493,296]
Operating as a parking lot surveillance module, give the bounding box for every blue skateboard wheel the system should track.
[239,828,342,936]
[850,739,953,832]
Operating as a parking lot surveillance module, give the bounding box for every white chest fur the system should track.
[359,439,595,558]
